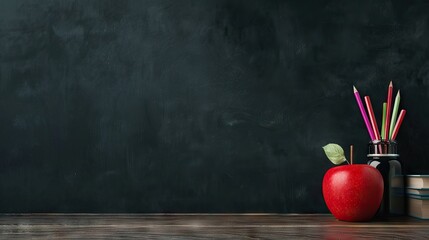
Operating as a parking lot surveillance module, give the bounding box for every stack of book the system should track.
[405,175,429,219]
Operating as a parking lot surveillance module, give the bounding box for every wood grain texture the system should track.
[0,214,427,239]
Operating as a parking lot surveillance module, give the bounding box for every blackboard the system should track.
[0,0,428,213]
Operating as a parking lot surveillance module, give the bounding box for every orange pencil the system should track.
[384,81,393,140]
[391,110,406,140]
[364,96,381,140]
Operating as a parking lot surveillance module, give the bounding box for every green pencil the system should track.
[389,90,401,139]
[381,102,387,140]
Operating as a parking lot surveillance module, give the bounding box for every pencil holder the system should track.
[367,140,404,217]
[367,140,398,155]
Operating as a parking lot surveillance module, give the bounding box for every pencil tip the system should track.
[353,85,357,92]
[389,81,393,86]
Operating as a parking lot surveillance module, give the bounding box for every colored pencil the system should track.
[364,96,381,140]
[381,102,387,140]
[391,109,406,140]
[389,90,401,139]
[384,81,393,140]
[353,86,375,140]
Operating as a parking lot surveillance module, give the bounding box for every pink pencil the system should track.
[391,110,406,140]
[364,96,381,140]
[353,86,375,140]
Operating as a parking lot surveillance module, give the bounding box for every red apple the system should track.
[323,164,383,221]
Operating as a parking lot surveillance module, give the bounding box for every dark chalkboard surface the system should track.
[0,0,428,213]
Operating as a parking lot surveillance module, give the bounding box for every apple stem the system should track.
[350,145,354,165]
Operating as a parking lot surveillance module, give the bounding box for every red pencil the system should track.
[391,110,406,140]
[364,96,381,140]
[384,81,393,140]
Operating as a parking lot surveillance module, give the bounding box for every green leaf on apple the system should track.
[322,143,347,165]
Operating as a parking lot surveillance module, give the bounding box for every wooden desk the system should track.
[0,214,427,239]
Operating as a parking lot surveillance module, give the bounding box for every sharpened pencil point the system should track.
[353,85,357,92]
